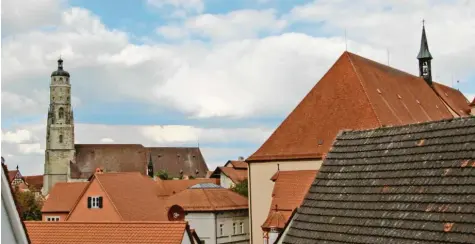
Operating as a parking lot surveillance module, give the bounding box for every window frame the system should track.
[88,196,103,209]
[240,222,244,234]
[46,216,60,221]
[233,222,236,235]
[219,223,224,236]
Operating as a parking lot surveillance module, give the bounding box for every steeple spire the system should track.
[147,154,154,178]
[417,20,433,60]
[417,20,433,86]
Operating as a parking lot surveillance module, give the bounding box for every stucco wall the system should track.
[186,212,216,244]
[67,179,121,221]
[220,174,234,189]
[42,212,69,221]
[216,210,249,244]
[248,160,322,244]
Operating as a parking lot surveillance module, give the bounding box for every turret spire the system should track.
[417,20,433,86]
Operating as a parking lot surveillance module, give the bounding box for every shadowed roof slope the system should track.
[247,51,464,162]
[42,182,88,212]
[166,185,248,212]
[23,175,43,191]
[211,167,248,184]
[71,145,209,179]
[432,82,471,116]
[24,221,189,244]
[282,117,475,244]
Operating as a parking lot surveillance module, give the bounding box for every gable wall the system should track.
[67,179,121,221]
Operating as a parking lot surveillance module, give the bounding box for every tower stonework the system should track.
[43,58,75,195]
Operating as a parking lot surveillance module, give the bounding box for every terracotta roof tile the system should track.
[158,178,220,196]
[8,170,20,183]
[23,175,44,191]
[42,182,88,212]
[24,221,188,244]
[217,167,247,184]
[262,170,317,229]
[72,145,208,179]
[97,172,168,221]
[167,186,248,212]
[432,82,471,116]
[226,160,248,169]
[470,97,475,106]
[247,51,461,162]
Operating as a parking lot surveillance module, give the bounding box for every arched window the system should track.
[58,107,64,119]
[59,134,63,143]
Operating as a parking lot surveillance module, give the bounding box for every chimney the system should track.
[238,156,244,161]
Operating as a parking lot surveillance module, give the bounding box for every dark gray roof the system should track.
[282,117,475,244]
[189,183,222,189]
[417,25,433,60]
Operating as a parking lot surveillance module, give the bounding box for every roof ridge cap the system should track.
[346,52,382,126]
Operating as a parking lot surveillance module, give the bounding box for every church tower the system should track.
[43,58,75,195]
[417,21,433,86]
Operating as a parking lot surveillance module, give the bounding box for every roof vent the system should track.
[397,94,402,99]
[416,100,421,104]
[317,139,324,145]
[377,89,382,94]
[436,105,439,109]
[445,93,449,97]
[238,156,244,161]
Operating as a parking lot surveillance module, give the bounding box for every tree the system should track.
[230,180,248,197]
[155,170,169,180]
[14,186,43,221]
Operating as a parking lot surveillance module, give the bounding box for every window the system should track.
[58,107,64,119]
[240,222,244,234]
[233,223,236,235]
[200,241,205,244]
[59,135,63,143]
[219,224,223,236]
[46,216,60,221]
[87,196,103,209]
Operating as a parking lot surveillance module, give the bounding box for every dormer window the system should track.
[87,196,103,209]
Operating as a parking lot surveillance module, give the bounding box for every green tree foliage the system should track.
[230,180,248,197]
[155,170,169,180]
[14,186,43,221]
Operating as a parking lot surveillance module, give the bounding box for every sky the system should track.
[1,0,474,176]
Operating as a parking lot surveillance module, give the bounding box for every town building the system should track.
[42,59,209,195]
[1,162,30,244]
[246,24,471,243]
[277,116,475,243]
[41,182,88,221]
[261,170,317,244]
[24,221,198,244]
[210,159,248,188]
[166,183,250,244]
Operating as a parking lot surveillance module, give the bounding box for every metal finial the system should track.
[422,19,425,26]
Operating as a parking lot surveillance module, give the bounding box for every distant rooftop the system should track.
[189,183,223,189]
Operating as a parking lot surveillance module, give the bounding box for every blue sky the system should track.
[2,0,475,175]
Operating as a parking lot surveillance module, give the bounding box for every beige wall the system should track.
[471,107,475,116]
[248,160,322,244]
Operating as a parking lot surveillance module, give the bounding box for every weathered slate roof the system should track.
[282,117,475,244]
[247,51,468,162]
[71,144,209,179]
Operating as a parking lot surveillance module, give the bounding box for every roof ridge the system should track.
[340,116,474,135]
[24,221,187,224]
[346,52,383,127]
[95,175,125,220]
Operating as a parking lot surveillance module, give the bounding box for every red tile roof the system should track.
[24,221,189,244]
[70,172,168,221]
[470,97,475,106]
[166,186,248,212]
[215,167,248,184]
[262,170,317,229]
[248,51,465,162]
[157,178,220,196]
[42,182,88,213]
[23,175,44,191]
[8,170,20,183]
[225,160,248,169]
[432,82,471,116]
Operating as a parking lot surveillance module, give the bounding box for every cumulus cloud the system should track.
[147,0,204,18]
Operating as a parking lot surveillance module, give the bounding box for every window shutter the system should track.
[87,197,92,208]
[98,196,103,208]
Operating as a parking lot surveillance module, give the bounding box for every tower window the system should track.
[58,107,64,119]
[59,135,63,143]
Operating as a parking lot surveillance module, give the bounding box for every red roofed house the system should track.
[24,221,197,244]
[210,158,248,189]
[261,170,317,244]
[166,183,249,244]
[42,171,167,222]
[246,25,471,243]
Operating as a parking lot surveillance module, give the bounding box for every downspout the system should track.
[248,162,253,243]
[215,211,218,244]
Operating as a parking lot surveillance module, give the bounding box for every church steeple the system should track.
[417,20,433,86]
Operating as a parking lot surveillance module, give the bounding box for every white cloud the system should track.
[1,129,36,143]
[18,143,44,155]
[100,138,115,143]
